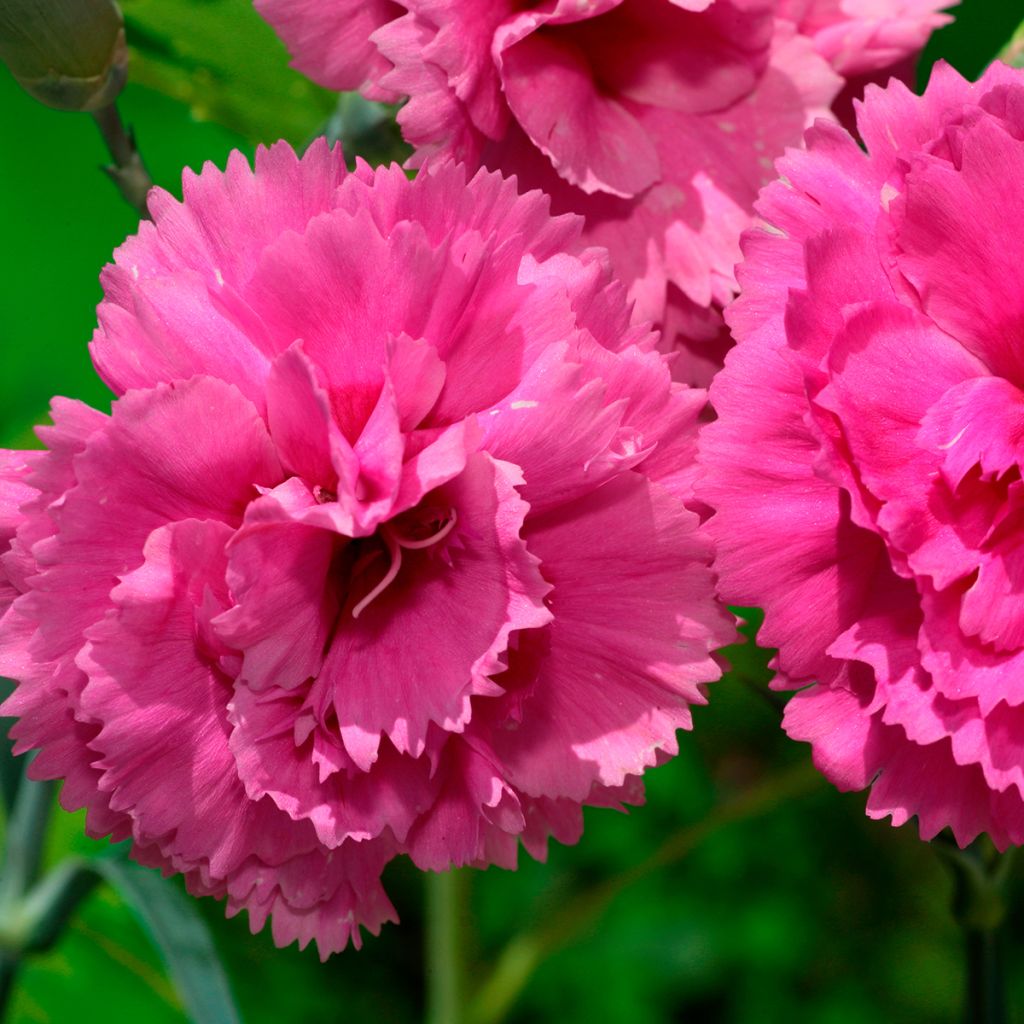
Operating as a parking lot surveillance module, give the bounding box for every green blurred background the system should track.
[0,1,1021,1021]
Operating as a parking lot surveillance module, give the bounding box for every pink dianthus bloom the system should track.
[777,0,956,126]
[256,0,948,387]
[698,62,1024,847]
[0,141,733,955]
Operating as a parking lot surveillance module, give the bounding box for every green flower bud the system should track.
[0,0,127,112]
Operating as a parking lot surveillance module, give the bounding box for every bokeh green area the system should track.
[0,1,1021,1022]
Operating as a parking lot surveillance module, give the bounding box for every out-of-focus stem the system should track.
[426,868,469,1024]
[469,760,822,1024]
[0,771,55,1022]
[91,101,152,219]
[937,839,1015,1024]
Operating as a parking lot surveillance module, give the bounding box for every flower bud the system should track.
[0,0,127,112]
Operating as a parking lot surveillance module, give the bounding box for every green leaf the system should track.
[119,0,336,144]
[91,858,242,1024]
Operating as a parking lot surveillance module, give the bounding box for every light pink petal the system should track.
[0,451,40,611]
[478,343,628,514]
[2,380,279,709]
[93,141,348,397]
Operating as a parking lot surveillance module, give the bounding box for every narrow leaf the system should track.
[91,857,241,1024]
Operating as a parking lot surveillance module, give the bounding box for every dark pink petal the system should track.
[406,738,525,870]
[319,452,551,761]
[265,341,355,492]
[217,519,337,692]
[254,0,405,98]
[497,26,661,198]
[893,114,1024,386]
[229,683,436,847]
[488,474,732,800]
[80,519,317,875]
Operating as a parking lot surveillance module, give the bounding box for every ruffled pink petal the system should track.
[406,738,525,871]
[488,474,732,800]
[497,23,661,198]
[265,341,355,493]
[478,343,629,514]
[229,683,436,847]
[254,0,405,99]
[79,519,318,876]
[319,452,551,761]
[783,678,893,791]
[217,518,337,692]
[700,323,885,680]
[865,736,1024,850]
[225,838,398,957]
[893,113,1024,385]
[92,141,348,399]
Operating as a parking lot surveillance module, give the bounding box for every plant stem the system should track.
[0,776,54,908]
[0,770,55,1022]
[90,102,153,219]
[0,952,17,1021]
[963,922,1006,1024]
[936,839,1014,1024]
[469,760,821,1024]
[425,869,468,1024]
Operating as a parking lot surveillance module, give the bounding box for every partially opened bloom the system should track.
[699,62,1024,847]
[0,141,732,954]
[257,0,949,387]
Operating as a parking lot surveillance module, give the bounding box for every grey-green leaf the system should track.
[92,857,242,1024]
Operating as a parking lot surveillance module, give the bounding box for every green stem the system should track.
[963,923,1006,1024]
[0,952,18,1021]
[469,761,821,1024]
[425,869,468,1024]
[0,775,54,909]
[936,839,1014,1024]
[90,101,153,219]
[0,769,55,1022]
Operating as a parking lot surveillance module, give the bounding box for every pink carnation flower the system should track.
[0,141,732,955]
[778,0,956,125]
[256,0,948,387]
[699,62,1024,847]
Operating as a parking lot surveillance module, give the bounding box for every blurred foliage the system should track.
[0,0,1022,1022]
[120,0,336,144]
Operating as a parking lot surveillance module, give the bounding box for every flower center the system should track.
[350,508,458,619]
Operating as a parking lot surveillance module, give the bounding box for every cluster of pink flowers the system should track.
[258,0,951,386]
[4,0,1004,962]
[0,142,731,954]
[699,61,1024,847]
